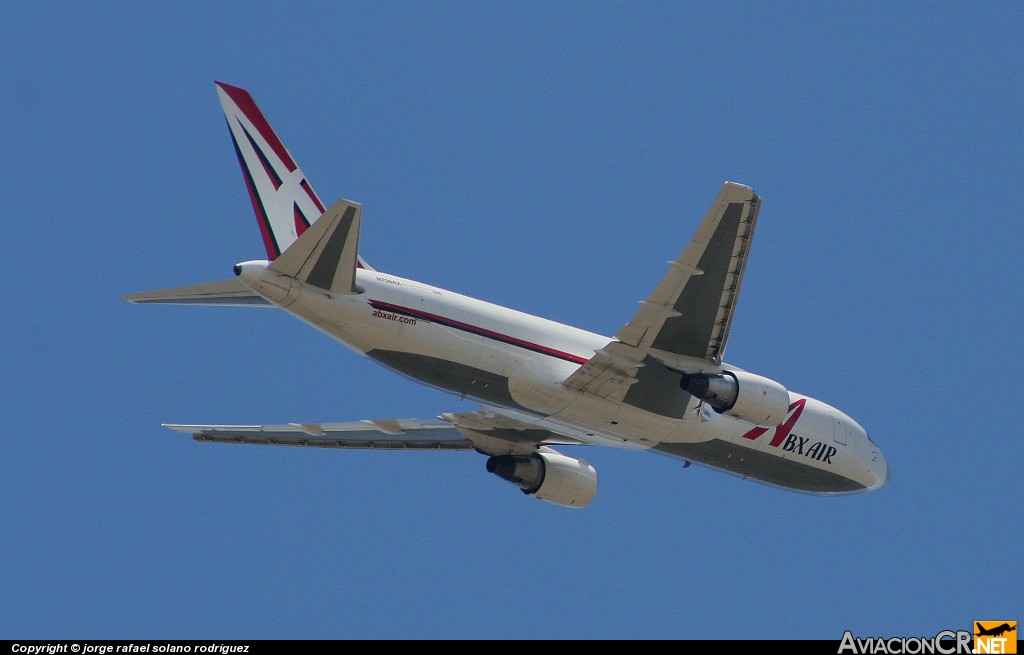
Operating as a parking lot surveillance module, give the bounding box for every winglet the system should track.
[215,81,373,271]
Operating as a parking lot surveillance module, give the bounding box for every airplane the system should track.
[123,81,890,508]
[975,623,1015,638]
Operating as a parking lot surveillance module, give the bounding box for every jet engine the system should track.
[486,449,598,508]
[679,369,790,426]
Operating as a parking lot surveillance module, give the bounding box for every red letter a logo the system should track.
[740,398,807,447]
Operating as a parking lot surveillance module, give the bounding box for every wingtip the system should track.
[723,180,754,192]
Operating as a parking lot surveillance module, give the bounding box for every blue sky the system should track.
[3,1,1021,640]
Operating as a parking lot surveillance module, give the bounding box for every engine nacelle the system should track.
[679,369,790,426]
[486,450,598,508]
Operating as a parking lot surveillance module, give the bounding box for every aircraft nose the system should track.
[868,448,890,490]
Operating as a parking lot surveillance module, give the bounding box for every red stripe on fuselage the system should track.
[368,300,589,365]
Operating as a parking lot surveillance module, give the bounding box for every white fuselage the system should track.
[236,262,889,494]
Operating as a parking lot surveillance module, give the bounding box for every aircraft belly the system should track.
[356,315,514,405]
[554,395,699,446]
[654,439,865,493]
[507,356,579,416]
[366,349,525,410]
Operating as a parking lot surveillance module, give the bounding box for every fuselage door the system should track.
[829,411,848,445]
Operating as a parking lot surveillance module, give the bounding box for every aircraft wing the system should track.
[166,418,473,449]
[165,410,581,454]
[121,278,271,306]
[564,182,761,416]
[615,181,761,362]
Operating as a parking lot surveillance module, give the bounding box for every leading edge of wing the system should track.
[165,418,474,450]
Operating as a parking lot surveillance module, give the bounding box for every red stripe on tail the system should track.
[216,81,297,172]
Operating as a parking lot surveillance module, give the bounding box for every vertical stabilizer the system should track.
[215,81,373,270]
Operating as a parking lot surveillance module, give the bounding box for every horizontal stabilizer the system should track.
[121,277,270,305]
[268,199,363,294]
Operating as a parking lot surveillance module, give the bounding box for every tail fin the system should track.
[215,81,373,270]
